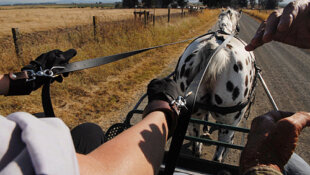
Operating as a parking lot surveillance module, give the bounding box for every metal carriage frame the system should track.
[104,71,251,175]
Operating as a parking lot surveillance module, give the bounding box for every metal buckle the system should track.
[24,66,65,82]
[171,96,188,111]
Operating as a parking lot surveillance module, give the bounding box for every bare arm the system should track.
[0,74,9,95]
[77,111,169,175]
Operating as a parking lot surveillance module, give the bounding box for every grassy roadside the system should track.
[243,9,273,21]
[0,10,220,129]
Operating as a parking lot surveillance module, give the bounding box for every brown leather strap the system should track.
[143,100,178,138]
[6,71,33,96]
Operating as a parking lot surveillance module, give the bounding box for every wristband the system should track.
[143,100,179,138]
[6,71,33,96]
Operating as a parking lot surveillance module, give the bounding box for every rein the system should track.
[40,32,217,117]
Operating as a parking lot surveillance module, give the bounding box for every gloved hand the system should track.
[146,78,182,103]
[240,111,310,174]
[143,78,183,137]
[22,49,76,91]
[7,49,76,96]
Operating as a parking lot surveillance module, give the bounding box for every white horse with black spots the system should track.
[174,8,256,162]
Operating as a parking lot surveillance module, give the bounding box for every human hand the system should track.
[22,49,76,91]
[143,78,183,137]
[240,111,310,174]
[146,78,182,104]
[245,0,310,51]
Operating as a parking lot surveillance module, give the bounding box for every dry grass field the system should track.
[0,8,220,130]
[0,8,186,38]
[243,9,273,21]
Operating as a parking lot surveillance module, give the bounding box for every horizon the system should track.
[0,0,293,5]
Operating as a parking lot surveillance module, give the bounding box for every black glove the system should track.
[7,49,76,96]
[143,78,183,137]
[147,78,181,103]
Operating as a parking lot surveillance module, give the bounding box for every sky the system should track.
[0,0,294,5]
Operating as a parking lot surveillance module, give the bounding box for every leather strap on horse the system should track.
[195,101,250,115]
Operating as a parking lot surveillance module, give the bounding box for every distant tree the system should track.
[199,0,231,7]
[162,0,174,8]
[265,0,279,9]
[249,0,255,8]
[115,2,122,8]
[122,0,138,8]
[142,0,157,8]
[177,0,188,7]
[239,0,248,7]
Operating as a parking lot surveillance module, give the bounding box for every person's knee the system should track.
[71,122,105,154]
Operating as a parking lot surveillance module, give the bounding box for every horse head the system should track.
[218,8,242,34]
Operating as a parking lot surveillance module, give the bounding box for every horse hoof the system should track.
[201,133,212,146]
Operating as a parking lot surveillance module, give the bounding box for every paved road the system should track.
[239,14,310,164]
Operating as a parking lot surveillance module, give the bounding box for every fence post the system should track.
[181,8,184,17]
[168,8,171,23]
[11,28,22,58]
[134,11,137,20]
[144,10,147,26]
[153,14,156,26]
[93,16,98,41]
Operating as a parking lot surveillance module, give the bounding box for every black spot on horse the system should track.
[237,61,243,71]
[180,64,186,78]
[245,75,248,86]
[185,68,191,78]
[233,64,238,73]
[232,87,240,101]
[196,113,202,116]
[244,88,248,97]
[215,94,223,105]
[216,35,225,42]
[185,53,195,63]
[226,81,234,92]
[180,82,185,92]
[200,93,211,103]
